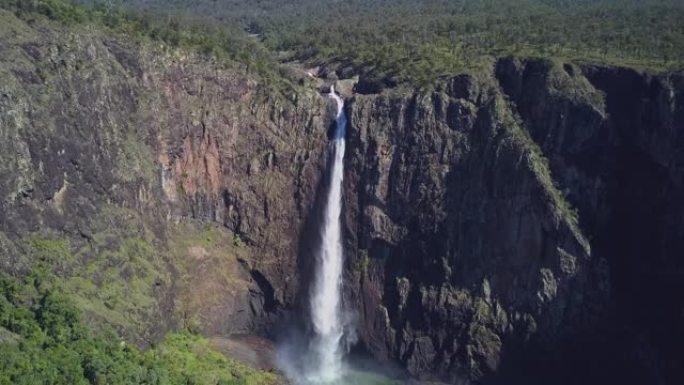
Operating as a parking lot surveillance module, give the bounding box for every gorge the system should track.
[0,3,683,385]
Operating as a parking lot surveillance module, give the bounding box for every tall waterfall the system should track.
[307,86,347,383]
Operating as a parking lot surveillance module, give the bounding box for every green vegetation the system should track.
[23,236,74,272]
[495,92,587,249]
[356,249,370,275]
[76,0,684,85]
[0,270,276,385]
[3,0,682,87]
[0,206,263,384]
[64,235,169,336]
[8,209,253,344]
[232,234,244,248]
[10,204,175,343]
[0,0,290,93]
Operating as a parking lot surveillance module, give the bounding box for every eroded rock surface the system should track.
[344,73,608,383]
[0,11,330,344]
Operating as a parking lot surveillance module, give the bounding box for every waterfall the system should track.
[307,86,347,383]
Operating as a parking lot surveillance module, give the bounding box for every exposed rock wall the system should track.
[495,58,684,385]
[343,74,609,383]
[340,60,683,384]
[0,11,330,344]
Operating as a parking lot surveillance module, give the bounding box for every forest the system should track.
[72,0,684,84]
[4,0,683,85]
[0,269,276,385]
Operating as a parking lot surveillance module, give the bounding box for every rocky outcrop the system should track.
[0,10,330,344]
[343,73,609,383]
[338,60,683,384]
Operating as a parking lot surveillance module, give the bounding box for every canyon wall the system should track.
[1,11,683,384]
[0,10,331,344]
[345,71,607,383]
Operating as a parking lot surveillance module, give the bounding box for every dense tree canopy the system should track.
[0,270,276,385]
[73,0,684,84]
[4,0,683,85]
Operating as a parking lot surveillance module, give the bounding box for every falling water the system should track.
[306,86,347,383]
[276,88,401,385]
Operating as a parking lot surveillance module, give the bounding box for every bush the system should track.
[0,272,276,385]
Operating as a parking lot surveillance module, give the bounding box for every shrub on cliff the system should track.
[0,271,276,385]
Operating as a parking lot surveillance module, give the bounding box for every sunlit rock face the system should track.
[0,12,331,346]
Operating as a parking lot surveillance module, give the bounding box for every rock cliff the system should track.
[495,58,684,384]
[0,10,331,344]
[344,72,607,383]
[1,10,683,385]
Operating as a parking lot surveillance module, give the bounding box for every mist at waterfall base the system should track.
[275,89,403,385]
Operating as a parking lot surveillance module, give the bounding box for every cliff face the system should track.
[1,11,683,385]
[0,10,331,344]
[344,73,608,383]
[495,58,684,384]
[341,60,684,384]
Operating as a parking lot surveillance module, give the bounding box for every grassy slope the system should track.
[0,202,268,383]
[0,0,293,94]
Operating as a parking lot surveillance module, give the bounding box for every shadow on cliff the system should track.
[343,80,623,384]
[490,57,684,385]
[580,65,684,385]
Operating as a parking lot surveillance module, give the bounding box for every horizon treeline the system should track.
[69,0,684,84]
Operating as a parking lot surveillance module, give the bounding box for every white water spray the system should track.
[306,86,348,383]
[276,88,400,385]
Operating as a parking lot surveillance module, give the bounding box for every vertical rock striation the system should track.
[495,57,684,384]
[0,11,331,344]
[344,73,609,383]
